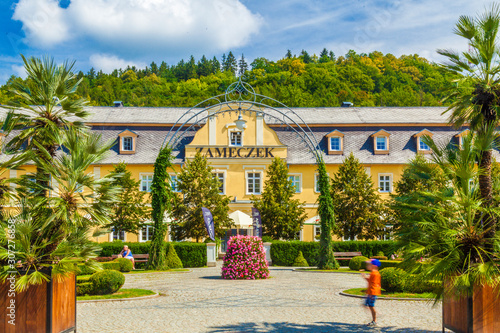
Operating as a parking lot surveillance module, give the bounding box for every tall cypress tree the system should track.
[224,51,238,75]
[252,157,306,240]
[238,54,248,76]
[317,158,339,270]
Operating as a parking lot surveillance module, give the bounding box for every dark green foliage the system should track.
[108,162,149,234]
[171,152,232,241]
[114,258,133,272]
[252,157,307,240]
[292,251,309,267]
[316,159,339,270]
[270,240,397,266]
[379,260,401,270]
[380,267,407,292]
[173,242,207,267]
[165,243,183,269]
[149,147,174,270]
[89,270,125,295]
[331,153,385,240]
[371,256,388,260]
[348,256,369,271]
[76,282,94,296]
[76,264,96,276]
[101,262,121,271]
[97,241,151,257]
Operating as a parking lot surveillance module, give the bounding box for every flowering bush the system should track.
[221,235,269,280]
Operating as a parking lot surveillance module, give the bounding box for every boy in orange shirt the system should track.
[362,259,381,326]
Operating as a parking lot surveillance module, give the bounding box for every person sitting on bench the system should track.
[119,245,135,269]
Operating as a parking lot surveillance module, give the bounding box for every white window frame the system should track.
[169,173,181,193]
[245,170,262,195]
[314,173,329,193]
[418,137,430,151]
[213,170,226,195]
[375,136,387,151]
[110,228,126,241]
[314,225,321,242]
[140,173,154,192]
[288,173,302,193]
[228,129,243,147]
[122,136,133,151]
[378,173,392,193]
[342,234,358,241]
[329,137,341,151]
[139,224,154,242]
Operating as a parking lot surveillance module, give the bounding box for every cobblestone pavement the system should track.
[77,264,443,333]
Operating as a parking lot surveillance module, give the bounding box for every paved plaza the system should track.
[78,264,443,332]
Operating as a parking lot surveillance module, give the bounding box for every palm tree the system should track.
[438,5,500,240]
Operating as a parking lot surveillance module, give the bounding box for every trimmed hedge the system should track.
[379,260,401,270]
[76,264,96,276]
[349,256,369,271]
[76,282,94,296]
[102,262,121,271]
[380,267,407,292]
[95,241,206,268]
[115,258,133,272]
[292,251,309,267]
[270,240,397,266]
[165,243,183,269]
[90,270,125,295]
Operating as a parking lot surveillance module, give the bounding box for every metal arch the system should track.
[162,78,323,163]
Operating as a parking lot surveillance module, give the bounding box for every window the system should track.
[141,225,154,242]
[170,174,180,192]
[247,172,261,194]
[314,174,327,193]
[213,172,225,194]
[314,225,321,242]
[289,174,301,193]
[379,174,392,193]
[112,228,125,241]
[76,183,83,193]
[375,137,387,150]
[140,174,153,192]
[122,137,133,151]
[330,137,341,151]
[230,131,242,146]
[419,138,430,151]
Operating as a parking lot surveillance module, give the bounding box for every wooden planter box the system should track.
[0,272,76,333]
[443,283,500,333]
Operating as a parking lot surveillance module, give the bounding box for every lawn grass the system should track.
[296,267,361,273]
[77,288,156,301]
[125,268,190,274]
[343,287,435,299]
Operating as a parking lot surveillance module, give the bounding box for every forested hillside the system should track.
[0,49,455,107]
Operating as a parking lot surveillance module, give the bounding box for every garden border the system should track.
[77,292,160,303]
[338,291,434,302]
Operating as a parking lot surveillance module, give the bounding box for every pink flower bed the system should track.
[221,235,269,280]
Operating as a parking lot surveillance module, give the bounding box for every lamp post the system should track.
[234,107,247,130]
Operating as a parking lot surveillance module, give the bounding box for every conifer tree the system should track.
[285,49,293,59]
[238,54,248,76]
[171,153,232,241]
[252,157,306,240]
[331,153,384,240]
[197,55,212,77]
[107,162,149,234]
[211,56,221,73]
[223,51,238,75]
[319,48,330,63]
[300,50,313,63]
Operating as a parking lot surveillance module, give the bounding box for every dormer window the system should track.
[372,130,390,155]
[414,129,433,154]
[118,129,138,155]
[325,130,344,155]
[230,131,242,146]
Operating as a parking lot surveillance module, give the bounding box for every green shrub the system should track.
[349,256,369,271]
[77,275,91,283]
[270,240,397,266]
[97,241,151,257]
[371,256,388,260]
[114,258,133,272]
[379,260,400,269]
[380,267,408,292]
[173,242,206,267]
[90,270,125,295]
[292,251,309,267]
[165,243,183,269]
[76,264,96,276]
[405,275,439,293]
[376,251,384,257]
[102,262,121,271]
[76,282,94,296]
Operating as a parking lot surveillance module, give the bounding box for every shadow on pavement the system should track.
[207,321,441,332]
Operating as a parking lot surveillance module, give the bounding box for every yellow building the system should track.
[2,100,466,244]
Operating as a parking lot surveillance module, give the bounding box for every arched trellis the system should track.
[161,79,323,162]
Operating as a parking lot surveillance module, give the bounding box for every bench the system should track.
[333,252,362,261]
[112,254,149,263]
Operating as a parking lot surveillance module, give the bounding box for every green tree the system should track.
[438,5,500,240]
[223,51,238,75]
[107,162,149,234]
[252,157,307,240]
[238,54,248,76]
[331,153,384,240]
[171,153,232,241]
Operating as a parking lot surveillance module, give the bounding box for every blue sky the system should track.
[0,0,493,83]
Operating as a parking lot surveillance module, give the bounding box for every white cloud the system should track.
[11,64,27,79]
[89,54,146,73]
[12,0,262,54]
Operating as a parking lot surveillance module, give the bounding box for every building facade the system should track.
[3,104,468,243]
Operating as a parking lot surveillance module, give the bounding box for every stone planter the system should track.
[443,283,500,333]
[0,271,76,333]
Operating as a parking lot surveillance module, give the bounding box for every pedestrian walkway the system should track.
[77,264,442,332]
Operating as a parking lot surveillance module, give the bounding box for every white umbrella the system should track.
[228,210,253,228]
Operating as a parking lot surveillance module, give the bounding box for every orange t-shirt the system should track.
[367,270,381,296]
